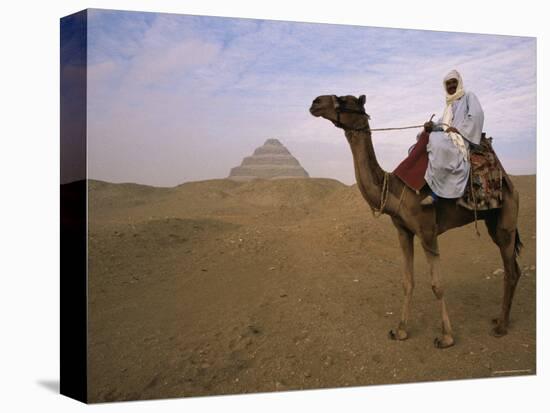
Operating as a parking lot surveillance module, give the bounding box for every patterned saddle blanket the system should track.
[457,134,507,211]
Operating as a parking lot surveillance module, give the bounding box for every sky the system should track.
[86,9,536,186]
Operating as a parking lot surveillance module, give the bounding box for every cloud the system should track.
[86,9,536,186]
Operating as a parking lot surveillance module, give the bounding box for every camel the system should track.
[309,94,523,348]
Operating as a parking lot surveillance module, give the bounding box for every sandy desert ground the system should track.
[87,175,536,403]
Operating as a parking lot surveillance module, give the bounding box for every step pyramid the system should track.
[228,138,310,181]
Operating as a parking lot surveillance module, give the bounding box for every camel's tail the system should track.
[514,230,523,258]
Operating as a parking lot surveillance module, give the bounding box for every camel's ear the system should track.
[358,95,366,107]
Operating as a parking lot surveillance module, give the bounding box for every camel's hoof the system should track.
[490,325,508,338]
[490,318,509,337]
[388,328,408,341]
[433,336,454,349]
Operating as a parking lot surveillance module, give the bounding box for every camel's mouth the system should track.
[309,104,322,117]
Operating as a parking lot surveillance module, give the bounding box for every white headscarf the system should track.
[442,69,467,160]
[444,69,465,104]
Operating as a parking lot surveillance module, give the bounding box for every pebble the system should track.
[493,269,505,275]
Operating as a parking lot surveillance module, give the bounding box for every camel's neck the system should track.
[345,129,387,208]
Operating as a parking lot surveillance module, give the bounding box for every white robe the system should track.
[424,91,484,198]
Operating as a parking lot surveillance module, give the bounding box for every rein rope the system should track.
[331,94,436,132]
[370,124,425,132]
[370,115,440,132]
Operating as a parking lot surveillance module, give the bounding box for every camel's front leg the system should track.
[422,238,455,349]
[389,226,414,341]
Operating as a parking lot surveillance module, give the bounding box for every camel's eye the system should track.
[313,98,321,104]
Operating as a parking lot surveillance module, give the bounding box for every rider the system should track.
[420,69,485,206]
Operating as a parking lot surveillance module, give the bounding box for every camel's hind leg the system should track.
[421,236,454,349]
[485,213,522,337]
[389,224,414,341]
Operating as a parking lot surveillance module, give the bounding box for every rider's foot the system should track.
[420,195,436,206]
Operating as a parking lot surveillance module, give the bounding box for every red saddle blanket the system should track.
[393,130,429,192]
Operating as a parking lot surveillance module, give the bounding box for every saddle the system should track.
[457,133,509,211]
[393,132,509,211]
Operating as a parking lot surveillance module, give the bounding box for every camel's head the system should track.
[309,94,370,131]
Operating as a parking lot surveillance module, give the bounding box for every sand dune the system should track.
[87,176,536,402]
